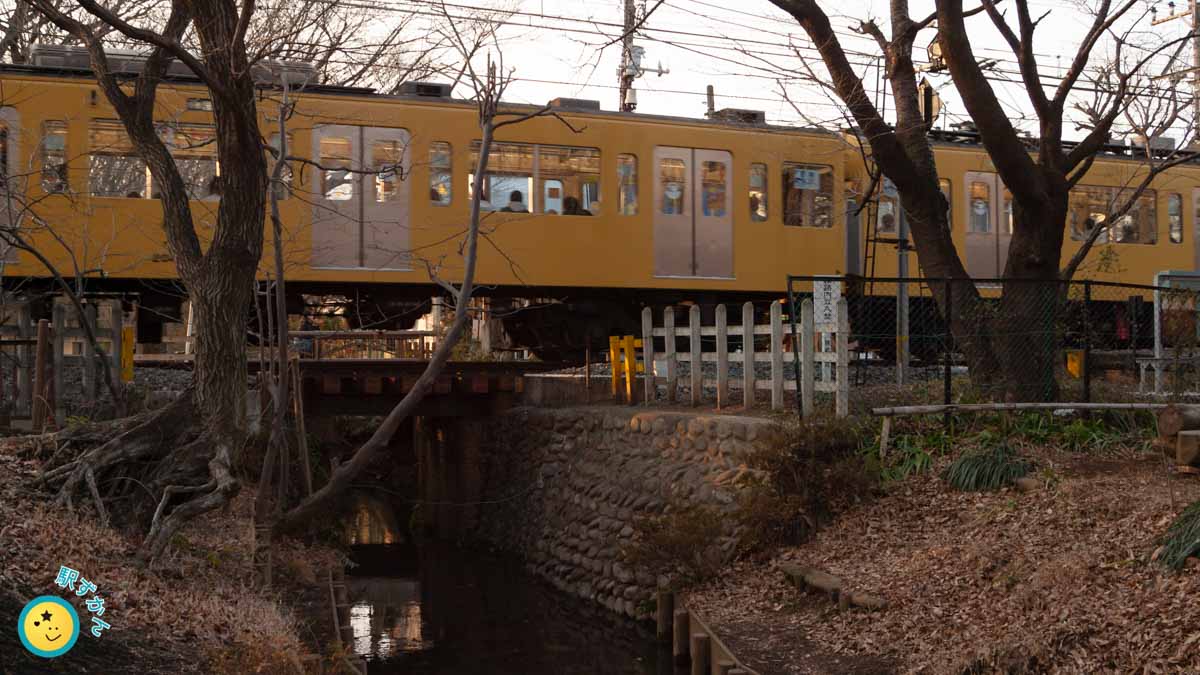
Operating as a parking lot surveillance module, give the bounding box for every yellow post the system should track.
[623,335,637,404]
[120,325,135,382]
[609,336,622,399]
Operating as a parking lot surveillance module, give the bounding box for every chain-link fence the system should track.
[786,275,1199,416]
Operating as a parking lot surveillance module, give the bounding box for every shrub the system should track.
[944,441,1031,491]
[1157,501,1200,571]
[622,501,728,587]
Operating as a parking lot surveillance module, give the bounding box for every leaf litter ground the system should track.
[691,448,1200,674]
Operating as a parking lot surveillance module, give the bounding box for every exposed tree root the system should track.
[30,388,245,562]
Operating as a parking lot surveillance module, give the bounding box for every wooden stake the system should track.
[656,591,674,643]
[690,633,711,675]
[673,609,690,665]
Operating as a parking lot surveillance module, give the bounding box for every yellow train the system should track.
[0,46,1191,356]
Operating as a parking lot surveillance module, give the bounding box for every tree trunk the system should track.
[189,272,252,436]
[995,185,1069,401]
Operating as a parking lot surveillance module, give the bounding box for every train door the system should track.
[1193,188,1200,270]
[0,107,18,264]
[312,124,362,268]
[312,125,411,269]
[964,171,1011,279]
[362,127,411,270]
[652,146,733,278]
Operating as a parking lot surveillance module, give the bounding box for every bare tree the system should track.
[26,0,269,561]
[769,0,1197,399]
[272,18,578,533]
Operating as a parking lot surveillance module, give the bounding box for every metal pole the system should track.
[619,0,636,112]
[1193,0,1199,138]
[943,279,952,430]
[787,280,803,419]
[896,210,910,386]
[1083,281,1092,404]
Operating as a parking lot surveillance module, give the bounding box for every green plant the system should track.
[622,501,729,587]
[1057,418,1113,453]
[1157,501,1200,571]
[876,435,934,483]
[1012,412,1054,444]
[944,441,1032,491]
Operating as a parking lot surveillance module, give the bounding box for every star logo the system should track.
[40,610,52,622]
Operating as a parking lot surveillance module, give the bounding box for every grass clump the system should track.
[623,501,727,587]
[944,440,1032,492]
[1157,501,1200,571]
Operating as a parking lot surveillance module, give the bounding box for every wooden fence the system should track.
[0,298,126,429]
[640,299,849,417]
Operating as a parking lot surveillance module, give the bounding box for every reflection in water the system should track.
[346,544,671,675]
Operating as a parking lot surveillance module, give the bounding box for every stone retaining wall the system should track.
[470,406,780,620]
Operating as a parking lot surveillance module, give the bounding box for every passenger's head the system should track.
[509,190,524,203]
[563,196,580,213]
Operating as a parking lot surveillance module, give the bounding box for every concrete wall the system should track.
[435,406,781,620]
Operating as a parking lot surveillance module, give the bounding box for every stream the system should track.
[344,543,676,674]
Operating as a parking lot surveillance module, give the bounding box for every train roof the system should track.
[0,61,834,138]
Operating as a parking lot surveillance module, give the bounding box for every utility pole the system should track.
[1151,2,1200,135]
[619,0,636,112]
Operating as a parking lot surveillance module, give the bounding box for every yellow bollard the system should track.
[623,335,637,404]
[120,325,135,382]
[609,336,622,398]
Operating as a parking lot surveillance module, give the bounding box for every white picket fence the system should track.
[639,298,849,417]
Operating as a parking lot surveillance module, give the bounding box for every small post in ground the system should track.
[690,633,711,675]
[673,608,690,665]
[32,318,49,431]
[655,591,673,643]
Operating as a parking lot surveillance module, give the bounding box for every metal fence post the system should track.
[787,281,802,419]
[1083,280,1092,404]
[943,278,952,429]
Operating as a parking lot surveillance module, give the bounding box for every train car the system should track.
[0,46,852,358]
[841,128,1200,357]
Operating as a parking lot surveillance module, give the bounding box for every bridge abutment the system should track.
[417,406,781,620]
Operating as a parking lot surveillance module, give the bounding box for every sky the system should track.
[403,0,1197,144]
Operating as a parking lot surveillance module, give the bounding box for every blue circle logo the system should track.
[17,595,80,658]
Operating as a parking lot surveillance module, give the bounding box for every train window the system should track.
[320,137,354,201]
[1110,190,1156,244]
[660,158,686,215]
[372,140,403,203]
[90,120,148,198]
[1003,189,1013,234]
[782,163,833,228]
[700,161,727,217]
[968,180,991,233]
[939,178,951,228]
[0,124,8,180]
[41,121,68,194]
[617,154,637,215]
[1069,186,1109,243]
[876,194,897,233]
[749,163,767,222]
[163,123,218,200]
[537,145,600,215]
[1169,193,1183,243]
[267,134,293,200]
[430,142,451,206]
[469,141,534,212]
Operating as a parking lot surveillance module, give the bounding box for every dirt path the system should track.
[691,452,1200,674]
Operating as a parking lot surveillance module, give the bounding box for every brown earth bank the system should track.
[690,451,1200,674]
[0,435,343,674]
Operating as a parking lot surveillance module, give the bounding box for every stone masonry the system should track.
[470,406,781,620]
